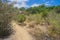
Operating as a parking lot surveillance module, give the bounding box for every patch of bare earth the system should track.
[24,21,49,33]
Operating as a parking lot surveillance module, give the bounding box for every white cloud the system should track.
[44,1,51,6]
[10,0,28,2]
[10,0,29,8]
[31,4,40,7]
[44,0,54,6]
[14,4,20,8]
[14,3,29,8]
[45,3,50,6]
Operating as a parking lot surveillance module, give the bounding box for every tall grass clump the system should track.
[48,11,60,36]
[26,13,43,24]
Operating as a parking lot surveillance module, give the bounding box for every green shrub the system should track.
[17,14,26,23]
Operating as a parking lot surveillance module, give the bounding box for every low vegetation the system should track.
[16,14,26,23]
[0,0,60,40]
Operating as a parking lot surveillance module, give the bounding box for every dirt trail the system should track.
[4,21,33,40]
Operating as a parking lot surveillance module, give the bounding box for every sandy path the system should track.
[3,21,33,40]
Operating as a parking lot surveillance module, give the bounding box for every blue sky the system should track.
[8,0,60,8]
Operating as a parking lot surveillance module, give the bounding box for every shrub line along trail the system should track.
[4,21,33,40]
